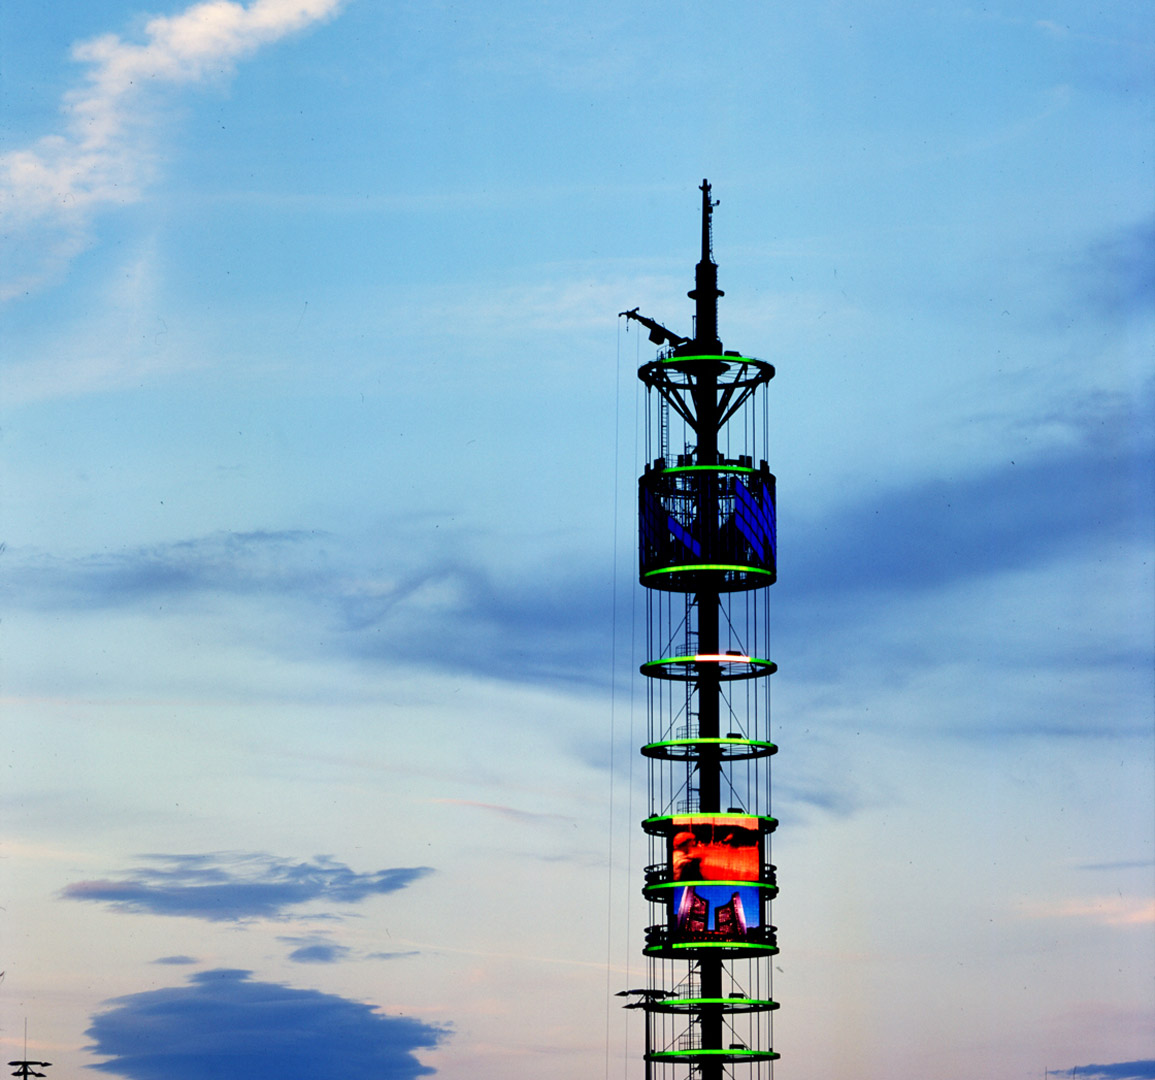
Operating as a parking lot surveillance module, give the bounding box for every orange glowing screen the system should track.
[669,815,760,883]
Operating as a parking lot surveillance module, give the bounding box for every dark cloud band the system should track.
[63,852,433,921]
[1059,1063,1155,1080]
[87,968,446,1080]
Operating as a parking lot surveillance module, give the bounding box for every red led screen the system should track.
[668,815,764,943]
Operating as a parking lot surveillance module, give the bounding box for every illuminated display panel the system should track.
[667,815,764,945]
[638,463,777,589]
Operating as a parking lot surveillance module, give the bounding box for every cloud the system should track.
[1078,860,1155,872]
[6,528,332,608]
[5,386,1150,699]
[430,798,574,825]
[1021,896,1155,927]
[62,852,433,921]
[3,526,615,689]
[1056,1064,1155,1080]
[86,968,446,1080]
[0,0,344,298]
[776,777,865,819]
[785,394,1154,605]
[1071,218,1155,321]
[278,934,353,964]
[284,942,352,964]
[277,934,422,965]
[153,955,200,965]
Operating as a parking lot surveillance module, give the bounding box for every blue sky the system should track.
[1,2,1152,1079]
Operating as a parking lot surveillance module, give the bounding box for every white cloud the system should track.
[1021,896,1155,927]
[0,0,345,299]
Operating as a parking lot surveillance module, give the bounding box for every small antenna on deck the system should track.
[9,1020,52,1079]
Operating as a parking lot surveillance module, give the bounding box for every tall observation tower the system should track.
[621,181,779,1078]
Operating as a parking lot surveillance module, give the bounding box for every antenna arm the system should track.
[618,308,690,348]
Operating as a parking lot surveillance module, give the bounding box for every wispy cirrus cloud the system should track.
[785,391,1154,605]
[87,968,447,1080]
[1070,217,1155,321]
[430,798,573,825]
[63,852,433,921]
[2,526,615,688]
[1078,859,1155,872]
[5,382,1152,701]
[1020,896,1155,928]
[6,528,333,608]
[0,0,345,299]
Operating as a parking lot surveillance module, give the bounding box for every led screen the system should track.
[668,815,763,944]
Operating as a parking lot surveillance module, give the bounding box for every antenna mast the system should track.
[688,179,723,353]
[9,1020,52,1080]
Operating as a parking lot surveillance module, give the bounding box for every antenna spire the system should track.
[10,1019,51,1079]
[700,177,716,263]
[688,178,724,352]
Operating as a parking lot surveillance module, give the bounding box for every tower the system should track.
[621,181,779,1077]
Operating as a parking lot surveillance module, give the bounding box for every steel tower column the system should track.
[623,181,780,1079]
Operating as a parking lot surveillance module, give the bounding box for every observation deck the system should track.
[639,453,776,592]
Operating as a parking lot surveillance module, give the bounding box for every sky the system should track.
[0,2,1152,1079]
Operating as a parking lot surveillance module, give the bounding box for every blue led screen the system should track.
[734,480,776,562]
[668,513,701,556]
